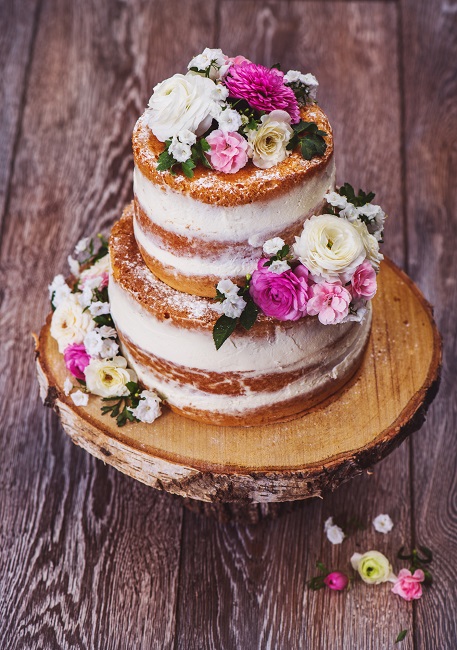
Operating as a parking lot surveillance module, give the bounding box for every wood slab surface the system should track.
[1,0,455,648]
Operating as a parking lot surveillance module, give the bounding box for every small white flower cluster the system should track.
[262,237,290,273]
[168,129,196,163]
[324,191,386,242]
[49,248,162,425]
[284,70,319,101]
[215,278,246,319]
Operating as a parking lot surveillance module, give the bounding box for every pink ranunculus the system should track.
[64,343,91,380]
[307,282,351,325]
[206,130,249,173]
[224,62,300,124]
[324,571,349,591]
[351,260,377,300]
[249,259,311,321]
[391,569,425,601]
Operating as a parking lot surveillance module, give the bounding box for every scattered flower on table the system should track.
[392,569,425,601]
[324,571,349,591]
[70,390,89,407]
[351,550,396,584]
[128,390,162,424]
[324,516,345,545]
[373,513,394,534]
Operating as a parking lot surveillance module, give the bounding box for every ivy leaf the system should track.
[239,299,258,330]
[395,630,408,644]
[213,315,237,350]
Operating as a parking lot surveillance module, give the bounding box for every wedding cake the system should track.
[49,48,385,427]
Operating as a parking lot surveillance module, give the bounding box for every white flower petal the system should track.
[71,390,89,406]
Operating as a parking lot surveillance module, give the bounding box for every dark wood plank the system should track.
[0,0,40,227]
[175,3,412,649]
[0,1,216,648]
[400,0,457,647]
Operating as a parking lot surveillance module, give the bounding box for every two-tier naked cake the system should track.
[49,49,386,427]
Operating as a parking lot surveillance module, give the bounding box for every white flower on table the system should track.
[84,356,137,398]
[294,214,366,282]
[48,274,71,308]
[50,294,95,353]
[147,73,222,142]
[128,390,162,424]
[324,516,345,545]
[373,513,394,534]
[247,110,293,169]
[70,390,89,407]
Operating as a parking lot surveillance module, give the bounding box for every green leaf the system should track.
[126,381,139,395]
[157,150,177,172]
[271,63,281,70]
[395,630,408,644]
[200,137,210,152]
[418,546,433,562]
[316,561,327,573]
[277,244,290,259]
[239,299,258,330]
[213,315,237,350]
[181,159,196,179]
[300,133,327,160]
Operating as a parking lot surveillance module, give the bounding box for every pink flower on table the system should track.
[351,260,377,300]
[224,62,300,123]
[64,343,91,380]
[307,282,351,325]
[249,259,311,321]
[324,572,349,591]
[206,130,249,173]
[391,569,425,601]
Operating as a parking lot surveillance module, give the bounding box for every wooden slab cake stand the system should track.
[35,259,441,523]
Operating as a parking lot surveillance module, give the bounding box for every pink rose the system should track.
[64,343,91,380]
[391,569,425,601]
[324,571,349,591]
[249,259,311,321]
[206,130,248,174]
[351,260,377,300]
[307,282,351,325]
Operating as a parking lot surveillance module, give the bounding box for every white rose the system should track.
[294,214,366,281]
[247,110,293,169]
[147,73,219,142]
[263,237,285,256]
[50,294,95,353]
[351,220,384,270]
[84,356,137,398]
[129,390,162,424]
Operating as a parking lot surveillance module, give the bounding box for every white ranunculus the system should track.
[147,73,220,142]
[373,513,394,534]
[84,356,137,398]
[129,390,162,424]
[51,294,95,353]
[247,110,293,169]
[351,220,384,270]
[294,214,366,281]
[263,237,285,256]
[351,551,396,585]
[188,48,226,80]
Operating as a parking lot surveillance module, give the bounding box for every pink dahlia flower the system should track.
[206,130,248,173]
[324,572,349,591]
[307,282,351,325]
[224,62,300,124]
[351,260,377,300]
[249,259,311,321]
[64,343,91,380]
[391,569,425,601]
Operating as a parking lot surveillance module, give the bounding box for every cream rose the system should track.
[351,220,384,270]
[294,214,366,281]
[146,73,219,142]
[247,110,293,169]
[351,551,396,585]
[50,294,95,353]
[84,356,137,398]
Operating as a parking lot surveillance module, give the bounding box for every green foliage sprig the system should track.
[397,546,434,585]
[100,381,142,427]
[157,138,211,179]
[287,121,327,160]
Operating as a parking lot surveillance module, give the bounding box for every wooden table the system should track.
[1,1,455,648]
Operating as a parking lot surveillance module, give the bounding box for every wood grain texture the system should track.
[400,0,457,647]
[0,1,216,648]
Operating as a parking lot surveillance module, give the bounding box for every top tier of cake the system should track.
[132,103,335,297]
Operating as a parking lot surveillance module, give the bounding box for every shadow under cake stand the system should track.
[35,259,442,523]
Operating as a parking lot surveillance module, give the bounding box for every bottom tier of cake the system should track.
[108,204,372,426]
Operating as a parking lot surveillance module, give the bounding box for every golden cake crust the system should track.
[132,104,334,207]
